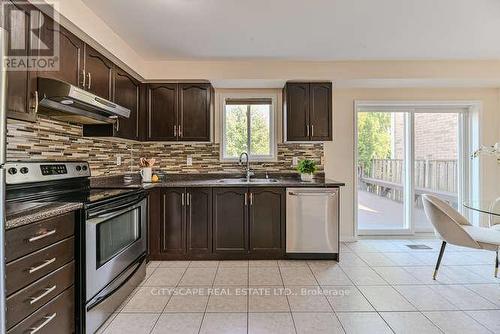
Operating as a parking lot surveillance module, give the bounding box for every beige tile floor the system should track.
[98,239,500,334]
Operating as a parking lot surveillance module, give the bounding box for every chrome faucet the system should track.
[239,152,254,182]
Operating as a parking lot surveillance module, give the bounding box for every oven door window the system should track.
[96,207,141,268]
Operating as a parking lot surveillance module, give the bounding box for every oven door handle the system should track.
[86,254,146,311]
[88,196,146,220]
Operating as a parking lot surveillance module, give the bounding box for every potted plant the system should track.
[296,159,317,182]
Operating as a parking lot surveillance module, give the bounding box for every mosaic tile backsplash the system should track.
[7,117,324,176]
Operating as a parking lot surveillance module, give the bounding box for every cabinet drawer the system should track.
[7,261,75,329]
[7,287,75,334]
[6,237,74,295]
[6,212,75,262]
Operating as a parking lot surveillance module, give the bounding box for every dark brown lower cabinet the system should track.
[249,188,285,255]
[213,188,248,254]
[160,188,185,255]
[150,187,212,259]
[187,188,212,254]
[148,186,286,260]
[213,187,284,257]
[5,211,77,333]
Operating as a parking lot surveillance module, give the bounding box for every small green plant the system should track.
[296,159,317,174]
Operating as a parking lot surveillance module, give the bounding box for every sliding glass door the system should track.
[356,104,469,235]
[357,111,409,233]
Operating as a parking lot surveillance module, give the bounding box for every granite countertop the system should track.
[91,173,345,189]
[5,202,83,230]
[6,174,343,230]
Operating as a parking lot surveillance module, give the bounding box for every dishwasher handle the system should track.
[288,191,337,197]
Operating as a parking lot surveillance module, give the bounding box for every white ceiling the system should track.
[81,0,500,61]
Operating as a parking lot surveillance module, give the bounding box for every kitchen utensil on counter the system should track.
[140,167,152,182]
[139,158,156,167]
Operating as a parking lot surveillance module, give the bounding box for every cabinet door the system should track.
[147,83,177,141]
[84,45,113,100]
[39,15,84,87]
[114,68,140,140]
[160,188,186,254]
[186,188,212,254]
[213,188,248,253]
[285,83,310,141]
[178,83,211,141]
[4,1,37,122]
[309,82,332,141]
[148,189,161,258]
[249,188,284,254]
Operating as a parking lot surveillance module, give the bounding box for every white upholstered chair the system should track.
[421,194,500,280]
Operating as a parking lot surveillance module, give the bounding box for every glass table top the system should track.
[463,200,500,217]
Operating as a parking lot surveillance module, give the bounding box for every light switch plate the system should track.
[187,156,193,166]
[292,157,298,166]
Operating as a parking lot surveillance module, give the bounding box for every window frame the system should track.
[220,93,277,162]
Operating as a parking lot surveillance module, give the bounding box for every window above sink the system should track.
[220,92,278,162]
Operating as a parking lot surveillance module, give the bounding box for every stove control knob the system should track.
[20,167,29,174]
[8,167,17,175]
[76,166,81,171]
[82,165,88,171]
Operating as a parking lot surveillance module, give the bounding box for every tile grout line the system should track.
[197,261,220,334]
[277,261,298,334]
[307,260,348,334]
[147,264,190,334]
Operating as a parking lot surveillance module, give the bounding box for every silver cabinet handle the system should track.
[173,125,177,137]
[178,125,182,138]
[29,258,56,274]
[81,69,86,88]
[28,229,56,243]
[181,193,185,206]
[250,193,253,206]
[186,193,191,206]
[31,90,39,115]
[29,285,57,305]
[115,118,120,132]
[244,193,248,206]
[29,313,57,334]
[311,125,314,137]
[306,124,310,137]
[87,72,92,90]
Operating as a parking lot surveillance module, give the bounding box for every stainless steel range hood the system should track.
[37,77,130,124]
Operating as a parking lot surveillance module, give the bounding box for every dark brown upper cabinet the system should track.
[213,188,248,254]
[4,1,38,122]
[248,188,284,255]
[179,83,212,141]
[83,45,113,100]
[284,82,332,141]
[38,14,84,88]
[113,68,141,140]
[147,83,212,142]
[147,83,178,141]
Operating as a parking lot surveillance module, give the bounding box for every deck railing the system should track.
[359,159,458,204]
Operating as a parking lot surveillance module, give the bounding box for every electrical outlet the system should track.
[187,155,193,166]
[116,156,122,166]
[292,157,298,166]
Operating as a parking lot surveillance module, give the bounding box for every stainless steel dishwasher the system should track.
[286,188,339,259]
